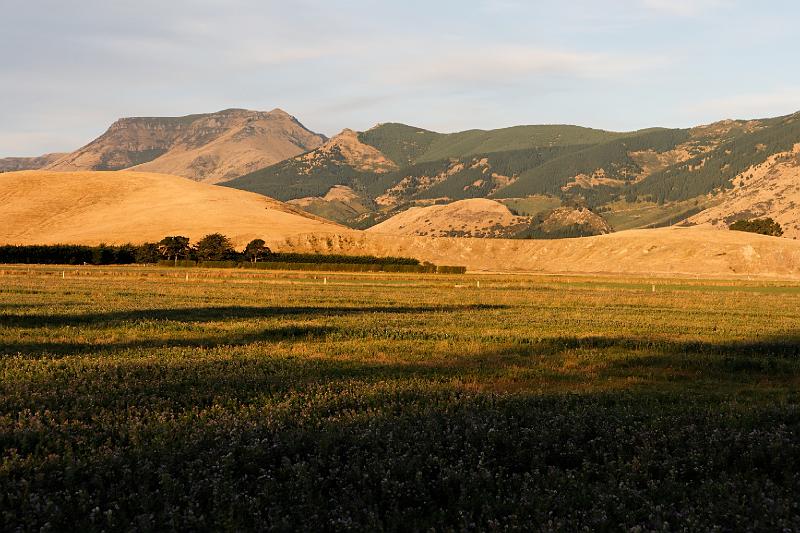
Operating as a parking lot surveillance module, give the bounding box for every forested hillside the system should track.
[633,113,800,202]
[225,111,800,237]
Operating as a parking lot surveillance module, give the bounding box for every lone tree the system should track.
[729,218,784,237]
[244,239,271,263]
[158,236,191,265]
[195,233,235,262]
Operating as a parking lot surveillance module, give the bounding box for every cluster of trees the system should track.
[0,234,270,266]
[159,234,271,263]
[0,234,426,266]
[729,218,784,237]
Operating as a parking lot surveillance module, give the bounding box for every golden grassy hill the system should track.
[2,171,799,278]
[368,198,530,238]
[282,227,800,279]
[0,170,346,247]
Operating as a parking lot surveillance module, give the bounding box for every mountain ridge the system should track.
[45,108,326,183]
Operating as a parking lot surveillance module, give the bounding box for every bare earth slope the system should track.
[689,144,800,238]
[280,227,800,278]
[369,198,529,237]
[0,171,345,246]
[47,109,325,183]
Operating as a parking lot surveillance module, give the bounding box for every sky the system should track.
[2,0,800,156]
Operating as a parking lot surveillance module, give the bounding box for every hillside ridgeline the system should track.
[46,108,325,183]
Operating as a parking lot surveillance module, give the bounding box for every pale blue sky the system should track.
[2,0,800,156]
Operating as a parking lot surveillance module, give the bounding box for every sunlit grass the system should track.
[1,266,799,530]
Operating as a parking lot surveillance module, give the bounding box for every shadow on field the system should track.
[0,304,505,329]
[5,333,800,408]
[0,325,337,357]
[509,335,800,358]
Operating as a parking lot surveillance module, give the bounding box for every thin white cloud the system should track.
[369,43,666,87]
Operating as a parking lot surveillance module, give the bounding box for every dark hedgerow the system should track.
[262,252,420,265]
[0,244,148,265]
[157,260,467,274]
[0,244,431,268]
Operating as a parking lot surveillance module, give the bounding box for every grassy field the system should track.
[2,266,800,530]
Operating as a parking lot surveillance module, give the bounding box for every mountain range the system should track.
[4,108,800,240]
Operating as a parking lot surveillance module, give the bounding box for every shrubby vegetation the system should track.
[250,252,417,265]
[730,217,784,236]
[358,122,440,166]
[226,122,688,208]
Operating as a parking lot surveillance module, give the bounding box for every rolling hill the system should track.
[0,170,345,247]
[368,199,531,238]
[278,227,800,278]
[46,108,325,183]
[1,171,798,278]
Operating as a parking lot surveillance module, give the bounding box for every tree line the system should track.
[0,234,422,266]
